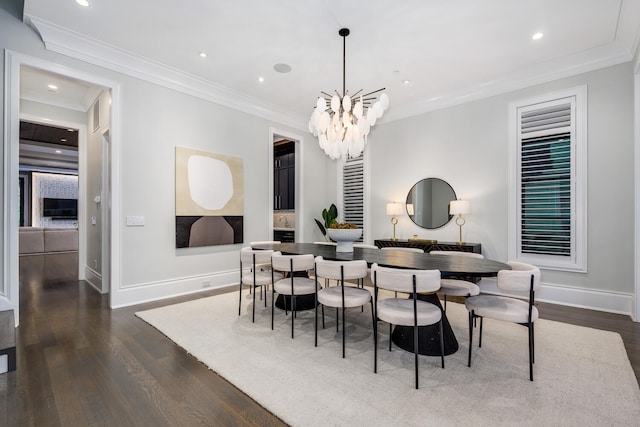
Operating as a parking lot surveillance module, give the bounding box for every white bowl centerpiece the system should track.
[326,223,362,253]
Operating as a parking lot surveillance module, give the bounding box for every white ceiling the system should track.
[21,66,101,112]
[20,0,640,125]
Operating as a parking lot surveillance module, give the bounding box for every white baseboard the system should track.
[84,267,103,293]
[478,278,634,316]
[111,269,239,309]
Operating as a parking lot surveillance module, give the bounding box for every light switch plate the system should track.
[126,216,145,226]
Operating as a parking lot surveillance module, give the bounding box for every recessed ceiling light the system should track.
[47,84,58,91]
[199,52,207,58]
[55,150,62,154]
[273,63,292,74]
[532,32,544,40]
[76,0,90,6]
[403,80,411,85]
[258,76,264,83]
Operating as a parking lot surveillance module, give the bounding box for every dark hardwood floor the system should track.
[2,252,286,426]
[1,252,639,425]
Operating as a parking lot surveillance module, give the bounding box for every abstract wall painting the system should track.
[175,147,243,248]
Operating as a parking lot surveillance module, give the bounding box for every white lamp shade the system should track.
[386,202,403,216]
[450,200,471,215]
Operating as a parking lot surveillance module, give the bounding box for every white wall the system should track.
[1,4,333,309]
[20,99,86,124]
[368,62,635,312]
[85,91,108,278]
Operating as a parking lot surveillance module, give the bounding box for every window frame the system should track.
[508,86,588,272]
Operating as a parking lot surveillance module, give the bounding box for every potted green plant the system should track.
[315,203,338,240]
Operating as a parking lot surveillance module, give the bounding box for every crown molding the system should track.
[25,15,636,129]
[385,42,633,122]
[25,16,309,132]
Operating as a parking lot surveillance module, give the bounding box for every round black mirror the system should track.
[405,178,456,229]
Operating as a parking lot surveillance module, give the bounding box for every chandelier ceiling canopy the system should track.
[308,28,389,160]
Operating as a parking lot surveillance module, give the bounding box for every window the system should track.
[341,154,365,241]
[508,87,587,272]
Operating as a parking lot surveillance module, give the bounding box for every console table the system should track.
[374,239,481,254]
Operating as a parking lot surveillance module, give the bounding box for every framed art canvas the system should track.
[175,147,243,248]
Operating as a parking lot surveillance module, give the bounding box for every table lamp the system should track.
[386,202,403,240]
[449,200,470,245]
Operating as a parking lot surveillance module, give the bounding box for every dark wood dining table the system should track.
[253,242,510,356]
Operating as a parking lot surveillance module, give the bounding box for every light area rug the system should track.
[136,290,640,427]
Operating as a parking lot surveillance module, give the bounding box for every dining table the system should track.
[253,242,510,356]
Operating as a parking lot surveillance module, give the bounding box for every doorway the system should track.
[269,128,304,243]
[3,51,120,324]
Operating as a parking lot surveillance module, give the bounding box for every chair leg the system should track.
[532,322,535,364]
[439,319,445,369]
[478,316,484,347]
[336,308,339,332]
[414,323,419,389]
[389,323,393,351]
[371,300,377,373]
[322,305,325,329]
[271,288,275,330]
[238,282,243,316]
[252,285,256,323]
[315,296,318,347]
[342,305,346,358]
[263,286,267,307]
[468,310,473,367]
[443,295,447,312]
[374,321,378,373]
[291,294,295,339]
[529,322,534,381]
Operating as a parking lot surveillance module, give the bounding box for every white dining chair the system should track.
[429,250,483,311]
[271,253,319,338]
[314,257,372,358]
[381,246,424,297]
[465,261,541,381]
[239,247,283,323]
[353,243,379,249]
[371,263,444,389]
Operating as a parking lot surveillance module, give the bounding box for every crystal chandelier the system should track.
[308,28,389,160]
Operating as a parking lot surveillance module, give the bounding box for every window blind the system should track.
[519,103,572,257]
[343,155,364,240]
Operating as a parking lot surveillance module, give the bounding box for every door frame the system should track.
[269,127,304,242]
[3,50,122,324]
[634,64,640,322]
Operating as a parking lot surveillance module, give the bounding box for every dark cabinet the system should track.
[274,229,295,242]
[274,151,294,210]
[374,239,481,254]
